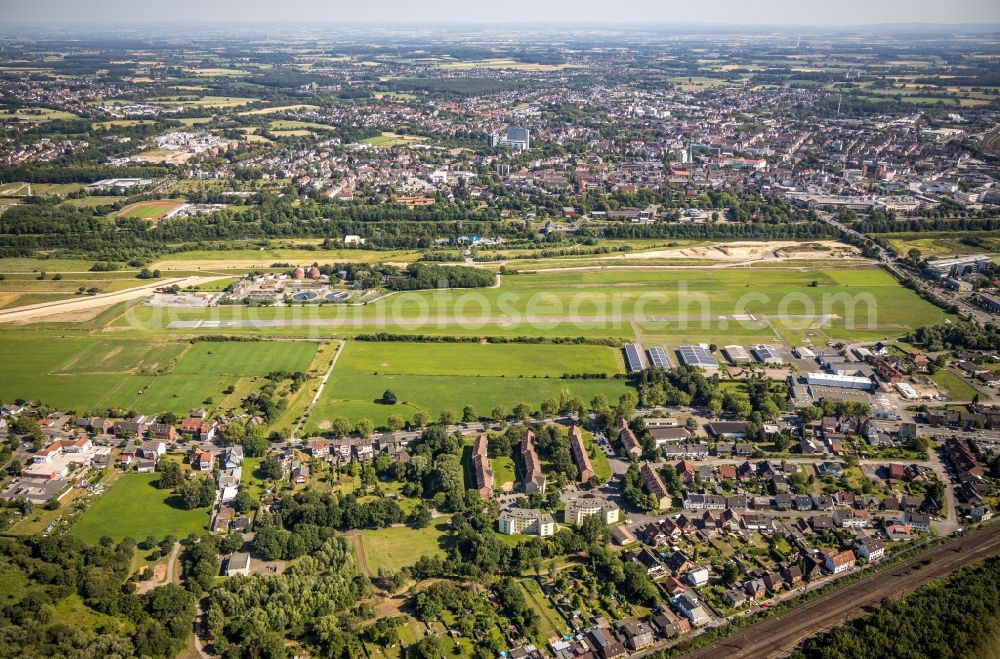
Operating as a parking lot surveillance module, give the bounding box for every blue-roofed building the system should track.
[624,344,644,372]
[751,344,784,365]
[676,345,718,370]
[647,346,669,369]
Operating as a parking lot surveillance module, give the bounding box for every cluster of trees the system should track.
[794,557,1000,659]
[906,321,1000,352]
[204,537,370,659]
[0,534,195,658]
[636,366,785,424]
[354,332,621,347]
[385,263,495,290]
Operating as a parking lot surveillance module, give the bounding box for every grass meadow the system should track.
[72,473,211,543]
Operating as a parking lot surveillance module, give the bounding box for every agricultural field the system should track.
[307,341,628,430]
[145,95,259,108]
[238,104,320,116]
[0,182,85,197]
[0,334,317,415]
[72,472,212,543]
[336,341,622,378]
[174,340,317,376]
[269,119,333,131]
[2,107,80,122]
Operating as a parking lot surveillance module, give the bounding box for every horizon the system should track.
[4,0,1000,28]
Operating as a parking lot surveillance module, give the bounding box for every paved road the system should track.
[679,523,1000,659]
[0,276,226,323]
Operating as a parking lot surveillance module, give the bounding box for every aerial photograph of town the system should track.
[1,0,999,657]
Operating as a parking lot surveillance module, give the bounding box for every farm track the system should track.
[680,523,1000,659]
[0,276,226,323]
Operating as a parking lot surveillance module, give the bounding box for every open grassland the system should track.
[238,104,320,116]
[353,518,450,573]
[72,473,211,543]
[931,370,982,402]
[269,119,333,131]
[361,132,428,147]
[0,334,317,415]
[308,371,629,431]
[123,265,950,341]
[175,340,316,375]
[877,231,1000,259]
[336,341,622,378]
[146,95,259,108]
[3,107,80,122]
[0,182,85,197]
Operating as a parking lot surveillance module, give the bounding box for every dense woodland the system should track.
[0,535,195,658]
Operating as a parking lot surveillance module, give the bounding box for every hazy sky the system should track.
[6,0,1000,26]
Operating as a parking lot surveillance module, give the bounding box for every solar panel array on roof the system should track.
[676,344,718,368]
[752,344,783,364]
[623,344,643,372]
[647,346,669,369]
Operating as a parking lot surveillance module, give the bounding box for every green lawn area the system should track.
[491,455,517,489]
[354,518,450,573]
[582,429,612,481]
[931,370,981,402]
[72,473,211,543]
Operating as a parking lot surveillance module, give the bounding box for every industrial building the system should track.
[647,346,669,369]
[752,344,784,365]
[676,344,719,370]
[722,345,751,364]
[806,372,873,391]
[624,343,644,372]
[923,254,992,278]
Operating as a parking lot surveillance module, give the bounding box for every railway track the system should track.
[681,523,1000,659]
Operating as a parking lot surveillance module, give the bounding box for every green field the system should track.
[0,335,317,415]
[877,232,1000,260]
[361,132,428,147]
[307,341,627,429]
[72,473,211,543]
[123,265,950,342]
[931,370,981,402]
[336,341,621,378]
[175,340,317,376]
[354,518,449,573]
[117,201,181,219]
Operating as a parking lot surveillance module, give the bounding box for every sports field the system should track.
[72,473,211,543]
[115,200,183,220]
